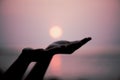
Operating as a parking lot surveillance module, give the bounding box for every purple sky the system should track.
[0,0,120,79]
[1,0,120,48]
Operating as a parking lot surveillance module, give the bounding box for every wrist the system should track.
[19,48,34,63]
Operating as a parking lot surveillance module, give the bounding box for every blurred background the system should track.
[0,0,120,80]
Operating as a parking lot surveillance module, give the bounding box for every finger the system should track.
[65,37,92,53]
[45,37,92,55]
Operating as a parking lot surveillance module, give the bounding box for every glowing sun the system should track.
[49,26,63,39]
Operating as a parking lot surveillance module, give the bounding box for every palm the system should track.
[46,37,91,54]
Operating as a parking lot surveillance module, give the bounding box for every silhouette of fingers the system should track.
[65,37,91,53]
[46,37,92,54]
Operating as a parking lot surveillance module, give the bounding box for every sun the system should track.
[49,26,63,39]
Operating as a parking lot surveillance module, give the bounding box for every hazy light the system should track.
[50,55,61,75]
[49,26,63,39]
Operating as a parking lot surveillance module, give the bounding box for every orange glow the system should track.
[51,55,61,75]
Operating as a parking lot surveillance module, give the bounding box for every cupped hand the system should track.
[21,37,91,62]
[46,37,92,55]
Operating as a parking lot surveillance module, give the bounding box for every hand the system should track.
[20,37,91,80]
[20,37,91,61]
[46,37,91,55]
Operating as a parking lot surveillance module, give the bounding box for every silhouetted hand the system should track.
[2,37,91,80]
[22,37,91,62]
[46,37,92,55]
[24,37,92,80]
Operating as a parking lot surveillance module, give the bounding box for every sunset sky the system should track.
[0,0,120,80]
